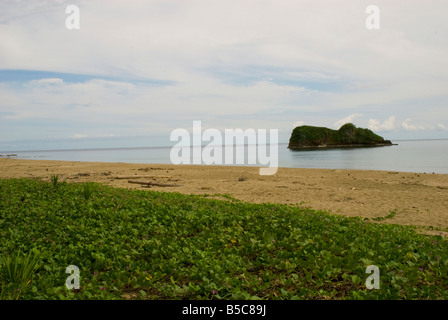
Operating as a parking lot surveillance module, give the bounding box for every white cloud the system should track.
[96,134,116,138]
[401,119,425,131]
[437,123,448,130]
[285,71,339,80]
[293,121,305,128]
[333,113,362,129]
[368,116,396,131]
[72,134,88,139]
[30,78,64,86]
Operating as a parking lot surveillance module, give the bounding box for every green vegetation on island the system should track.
[1,178,448,300]
[288,123,393,149]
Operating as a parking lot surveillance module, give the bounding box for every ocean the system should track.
[1,139,448,174]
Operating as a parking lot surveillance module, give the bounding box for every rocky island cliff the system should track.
[288,123,394,149]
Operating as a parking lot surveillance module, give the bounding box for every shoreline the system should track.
[1,158,448,235]
[287,143,397,149]
[1,156,446,175]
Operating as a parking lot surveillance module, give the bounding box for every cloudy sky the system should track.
[1,0,447,150]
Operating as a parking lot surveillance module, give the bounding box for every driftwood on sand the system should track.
[113,175,171,179]
[127,180,182,187]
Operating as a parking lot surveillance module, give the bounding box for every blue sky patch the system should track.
[200,65,349,92]
[0,69,176,86]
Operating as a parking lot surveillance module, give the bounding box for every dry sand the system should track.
[1,158,448,235]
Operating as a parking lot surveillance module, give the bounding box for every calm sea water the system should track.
[2,139,448,174]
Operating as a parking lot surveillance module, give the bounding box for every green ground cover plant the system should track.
[0,178,447,300]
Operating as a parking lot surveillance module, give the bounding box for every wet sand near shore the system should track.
[1,158,448,236]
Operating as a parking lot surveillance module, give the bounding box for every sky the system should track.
[1,0,447,151]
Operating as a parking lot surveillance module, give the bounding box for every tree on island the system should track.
[288,123,393,149]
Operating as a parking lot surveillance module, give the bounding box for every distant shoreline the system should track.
[4,138,448,154]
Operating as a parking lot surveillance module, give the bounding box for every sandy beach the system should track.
[1,158,448,235]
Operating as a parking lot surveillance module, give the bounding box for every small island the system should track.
[288,123,395,149]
